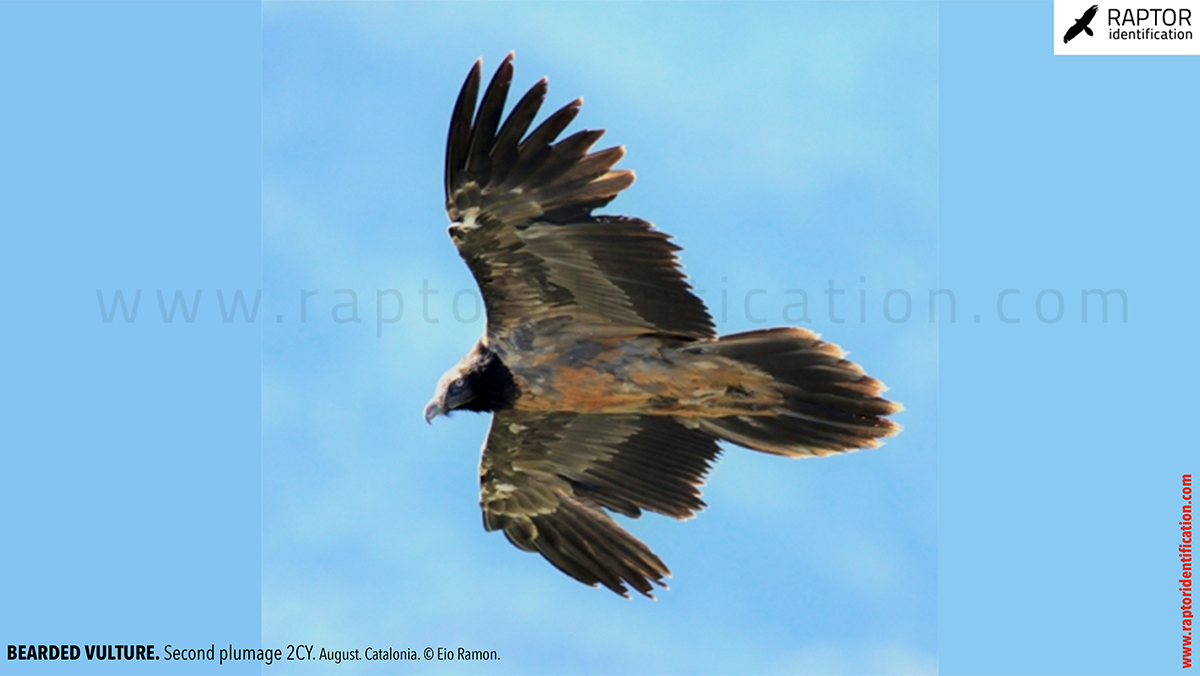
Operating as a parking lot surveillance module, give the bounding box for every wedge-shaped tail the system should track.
[683,328,902,457]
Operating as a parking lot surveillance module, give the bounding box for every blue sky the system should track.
[263,3,937,674]
[4,2,1194,675]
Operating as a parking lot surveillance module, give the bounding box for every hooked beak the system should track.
[423,398,444,424]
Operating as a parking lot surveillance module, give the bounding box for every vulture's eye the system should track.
[453,378,465,389]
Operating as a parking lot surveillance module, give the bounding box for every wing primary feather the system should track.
[532,170,635,216]
[515,98,583,157]
[466,53,515,181]
[544,513,631,596]
[528,129,606,185]
[498,99,583,192]
[529,524,604,588]
[555,145,625,185]
[539,500,668,598]
[445,58,482,197]
[489,77,549,186]
[554,507,654,597]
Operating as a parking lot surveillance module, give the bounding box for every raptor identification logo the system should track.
[1054,0,1200,53]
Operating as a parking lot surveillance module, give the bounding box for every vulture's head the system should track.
[424,342,517,423]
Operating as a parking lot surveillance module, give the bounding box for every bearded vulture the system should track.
[424,54,901,598]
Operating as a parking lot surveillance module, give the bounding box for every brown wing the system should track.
[444,54,714,341]
[478,410,721,598]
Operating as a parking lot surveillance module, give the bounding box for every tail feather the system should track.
[685,328,901,458]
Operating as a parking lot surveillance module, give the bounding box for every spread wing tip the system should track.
[445,56,644,225]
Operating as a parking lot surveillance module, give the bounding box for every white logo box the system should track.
[1055,0,1200,54]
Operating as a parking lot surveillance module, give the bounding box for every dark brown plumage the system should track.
[424,54,901,598]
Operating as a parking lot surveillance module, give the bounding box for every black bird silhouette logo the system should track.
[1064,4,1099,43]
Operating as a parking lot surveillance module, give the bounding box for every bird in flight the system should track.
[1064,4,1099,43]
[425,54,901,598]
